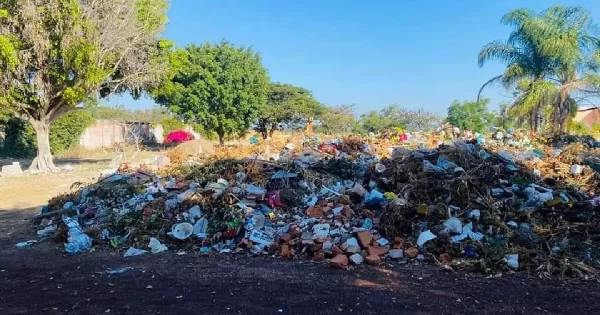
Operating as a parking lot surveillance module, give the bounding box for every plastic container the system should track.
[170,222,194,240]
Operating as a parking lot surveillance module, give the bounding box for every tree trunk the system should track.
[528,111,535,132]
[217,130,225,146]
[29,120,58,172]
[268,123,277,138]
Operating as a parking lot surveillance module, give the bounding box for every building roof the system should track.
[574,107,600,126]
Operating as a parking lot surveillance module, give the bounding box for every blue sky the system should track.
[105,0,600,115]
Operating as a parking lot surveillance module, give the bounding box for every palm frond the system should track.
[501,9,535,27]
[478,41,521,67]
[476,75,503,101]
[501,64,527,89]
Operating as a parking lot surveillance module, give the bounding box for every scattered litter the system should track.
[107,267,134,276]
[170,222,194,240]
[63,216,92,254]
[505,254,519,269]
[124,247,148,257]
[148,238,168,254]
[15,240,38,248]
[417,230,437,247]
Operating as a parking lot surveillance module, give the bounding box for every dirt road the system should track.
[1,210,599,315]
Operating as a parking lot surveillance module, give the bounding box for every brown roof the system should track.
[574,108,600,127]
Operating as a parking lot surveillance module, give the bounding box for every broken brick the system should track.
[439,253,452,264]
[330,254,349,268]
[268,243,279,255]
[314,251,325,262]
[393,237,404,249]
[310,243,323,252]
[356,231,372,248]
[307,206,324,218]
[405,247,419,259]
[280,244,293,259]
[367,246,389,257]
[280,233,292,244]
[365,254,381,265]
[332,246,343,256]
[343,205,353,218]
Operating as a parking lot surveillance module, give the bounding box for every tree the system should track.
[1,109,93,157]
[540,6,600,132]
[494,102,519,130]
[0,0,169,171]
[319,104,357,134]
[477,8,555,132]
[151,41,270,145]
[478,5,600,134]
[379,105,441,132]
[258,83,325,138]
[446,99,495,133]
[357,110,394,133]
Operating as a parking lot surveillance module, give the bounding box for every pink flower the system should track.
[164,130,195,144]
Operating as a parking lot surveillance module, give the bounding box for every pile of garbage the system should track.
[547,134,600,149]
[27,138,600,279]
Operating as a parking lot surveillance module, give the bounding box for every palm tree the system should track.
[537,6,600,132]
[478,5,600,133]
[478,9,554,132]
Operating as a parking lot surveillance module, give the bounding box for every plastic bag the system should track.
[124,247,148,257]
[436,155,459,171]
[148,238,168,254]
[504,254,519,269]
[442,217,462,234]
[417,230,437,247]
[451,223,484,243]
[423,160,444,173]
[63,216,92,254]
[497,150,516,163]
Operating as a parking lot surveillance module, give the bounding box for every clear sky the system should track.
[105,0,600,115]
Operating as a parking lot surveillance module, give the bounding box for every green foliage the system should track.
[161,118,185,135]
[354,105,439,134]
[357,111,394,133]
[0,110,94,157]
[446,99,495,133]
[262,83,325,126]
[85,102,169,123]
[379,105,441,132]
[319,105,357,134]
[494,102,517,130]
[479,5,600,133]
[49,110,94,154]
[1,118,36,158]
[151,41,270,144]
[0,0,169,170]
[568,120,591,136]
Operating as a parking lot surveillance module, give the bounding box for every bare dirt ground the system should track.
[1,155,600,314]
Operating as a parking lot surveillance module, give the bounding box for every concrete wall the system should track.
[79,120,158,150]
[78,120,200,149]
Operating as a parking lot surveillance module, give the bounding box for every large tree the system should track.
[379,104,441,132]
[478,5,600,134]
[319,104,357,134]
[477,8,555,132]
[258,83,325,138]
[0,0,169,171]
[151,41,270,145]
[446,99,495,133]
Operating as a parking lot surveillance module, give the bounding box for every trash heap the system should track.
[31,139,600,279]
